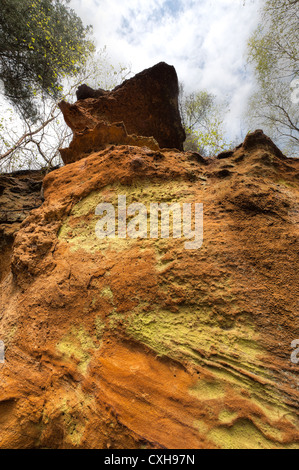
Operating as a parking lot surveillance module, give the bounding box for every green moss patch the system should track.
[59,386,94,447]
[125,304,263,369]
[56,326,96,374]
[208,418,276,449]
[58,179,192,253]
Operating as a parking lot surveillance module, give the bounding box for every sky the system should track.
[68,0,262,142]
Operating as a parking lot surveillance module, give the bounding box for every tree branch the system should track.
[0,114,57,162]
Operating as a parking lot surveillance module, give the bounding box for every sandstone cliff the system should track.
[0,64,298,449]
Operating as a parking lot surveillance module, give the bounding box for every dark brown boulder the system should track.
[76,84,108,100]
[58,62,186,161]
[242,130,286,160]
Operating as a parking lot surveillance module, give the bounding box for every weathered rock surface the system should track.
[0,131,299,449]
[58,62,186,161]
[0,169,46,283]
[59,120,159,165]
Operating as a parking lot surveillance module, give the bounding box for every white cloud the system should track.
[69,0,261,141]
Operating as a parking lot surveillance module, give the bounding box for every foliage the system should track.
[179,84,232,156]
[0,0,95,121]
[246,0,299,155]
[80,47,131,91]
[0,49,131,172]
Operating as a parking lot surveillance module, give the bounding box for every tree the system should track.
[0,49,131,172]
[246,0,299,155]
[0,1,131,173]
[0,0,95,121]
[179,84,232,156]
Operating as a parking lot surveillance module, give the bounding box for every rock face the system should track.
[0,131,299,449]
[58,62,186,162]
[59,120,159,165]
[0,169,45,283]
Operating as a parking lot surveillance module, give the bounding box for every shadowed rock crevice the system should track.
[0,169,46,282]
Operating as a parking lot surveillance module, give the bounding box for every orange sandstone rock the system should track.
[59,120,159,165]
[0,132,298,449]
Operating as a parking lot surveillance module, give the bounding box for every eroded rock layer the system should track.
[0,131,298,448]
[59,120,159,164]
[0,169,46,283]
